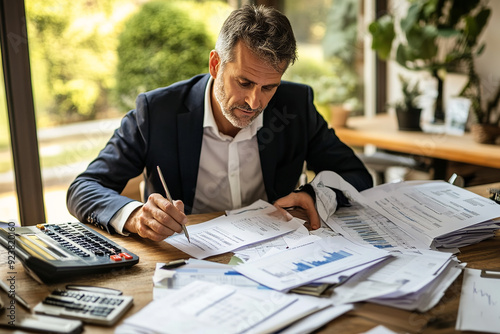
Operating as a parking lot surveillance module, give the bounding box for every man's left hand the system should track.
[274,191,320,229]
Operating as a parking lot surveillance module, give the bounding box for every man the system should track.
[67,5,372,241]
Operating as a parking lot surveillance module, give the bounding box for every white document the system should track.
[314,175,500,250]
[225,199,275,216]
[277,304,354,334]
[329,249,452,305]
[456,268,500,333]
[165,209,303,259]
[124,281,297,334]
[371,259,464,312]
[326,202,429,251]
[310,171,366,224]
[153,260,266,291]
[235,236,390,292]
[233,225,318,262]
[246,294,332,334]
[363,181,500,247]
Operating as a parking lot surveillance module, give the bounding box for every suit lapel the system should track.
[177,75,209,212]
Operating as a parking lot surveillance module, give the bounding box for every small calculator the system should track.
[33,287,133,326]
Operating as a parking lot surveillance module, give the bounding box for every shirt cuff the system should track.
[109,201,143,236]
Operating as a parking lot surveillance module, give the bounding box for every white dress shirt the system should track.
[110,77,266,234]
[192,77,266,213]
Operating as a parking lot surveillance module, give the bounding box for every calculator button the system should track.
[110,255,122,261]
[119,253,133,260]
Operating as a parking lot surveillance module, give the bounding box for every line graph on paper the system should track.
[325,202,428,251]
[261,249,352,278]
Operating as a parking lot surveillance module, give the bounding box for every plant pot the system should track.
[470,123,500,144]
[329,104,350,128]
[396,107,422,131]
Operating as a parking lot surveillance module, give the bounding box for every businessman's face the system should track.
[209,41,283,136]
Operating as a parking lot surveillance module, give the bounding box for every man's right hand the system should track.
[124,193,188,242]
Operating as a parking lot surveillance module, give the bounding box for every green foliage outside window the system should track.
[26,0,122,125]
[115,1,215,110]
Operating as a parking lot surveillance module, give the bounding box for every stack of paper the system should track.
[433,218,500,248]
[165,208,304,259]
[323,180,500,251]
[234,236,390,292]
[358,181,500,250]
[329,249,464,312]
[119,280,349,334]
[153,178,500,324]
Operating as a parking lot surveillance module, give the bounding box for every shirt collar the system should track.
[203,76,263,140]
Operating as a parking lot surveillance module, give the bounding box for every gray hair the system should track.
[215,5,297,73]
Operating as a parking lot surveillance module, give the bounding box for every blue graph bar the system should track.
[292,250,352,272]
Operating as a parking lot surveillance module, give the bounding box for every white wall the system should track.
[475,0,500,100]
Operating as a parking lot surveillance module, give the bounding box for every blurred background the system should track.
[0,0,367,223]
[3,0,500,225]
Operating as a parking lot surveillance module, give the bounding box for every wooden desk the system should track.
[336,114,500,180]
[1,191,499,334]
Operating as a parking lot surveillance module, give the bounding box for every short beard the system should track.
[214,74,264,129]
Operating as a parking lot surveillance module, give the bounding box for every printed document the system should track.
[329,249,453,305]
[326,202,429,251]
[362,181,500,247]
[314,173,500,249]
[122,280,324,334]
[235,236,390,291]
[456,268,500,333]
[165,209,303,259]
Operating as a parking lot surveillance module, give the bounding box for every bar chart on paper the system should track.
[235,237,390,291]
[264,250,352,278]
[326,203,428,250]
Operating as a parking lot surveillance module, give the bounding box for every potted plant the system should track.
[460,61,500,144]
[283,57,359,128]
[368,0,491,124]
[313,70,359,128]
[390,75,423,131]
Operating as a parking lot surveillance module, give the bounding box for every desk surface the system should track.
[1,185,499,334]
[335,114,500,169]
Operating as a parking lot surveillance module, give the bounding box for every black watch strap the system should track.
[327,187,351,208]
[293,184,351,209]
[293,183,316,204]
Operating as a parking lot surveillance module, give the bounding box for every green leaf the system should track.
[437,29,460,38]
[476,43,486,56]
[449,0,480,27]
[406,25,438,60]
[369,15,395,60]
[396,44,410,68]
[401,3,422,33]
[465,8,491,43]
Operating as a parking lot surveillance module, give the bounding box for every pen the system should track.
[161,259,187,270]
[0,278,31,311]
[157,165,191,243]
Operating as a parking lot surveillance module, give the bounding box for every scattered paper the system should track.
[456,268,500,333]
[124,281,297,334]
[235,236,390,291]
[165,209,303,259]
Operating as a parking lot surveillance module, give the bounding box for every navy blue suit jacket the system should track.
[67,74,372,233]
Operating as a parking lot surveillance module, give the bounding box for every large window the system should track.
[21,0,232,223]
[1,0,373,225]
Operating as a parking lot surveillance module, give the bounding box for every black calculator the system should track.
[0,222,139,282]
[34,287,133,326]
